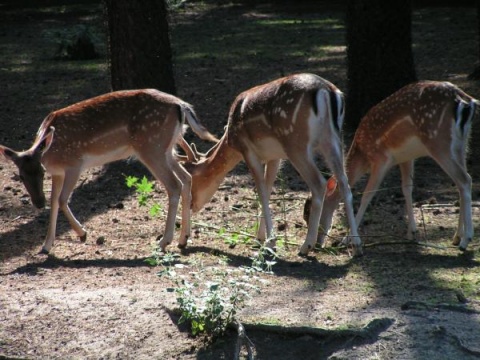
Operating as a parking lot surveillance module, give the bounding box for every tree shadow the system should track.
[0,159,152,261]
[7,252,151,276]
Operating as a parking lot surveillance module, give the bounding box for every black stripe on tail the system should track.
[329,91,339,132]
[455,98,476,136]
[176,104,184,124]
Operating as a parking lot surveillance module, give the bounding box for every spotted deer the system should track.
[0,89,218,254]
[181,73,362,256]
[304,81,478,251]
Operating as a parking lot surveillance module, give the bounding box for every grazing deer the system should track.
[182,73,362,256]
[304,81,478,251]
[0,89,218,254]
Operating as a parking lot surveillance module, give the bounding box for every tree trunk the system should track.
[468,0,480,80]
[346,0,417,129]
[105,0,176,94]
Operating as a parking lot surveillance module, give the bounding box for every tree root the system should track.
[449,330,480,357]
[401,300,480,314]
[432,325,480,357]
[402,300,480,356]
[229,317,394,359]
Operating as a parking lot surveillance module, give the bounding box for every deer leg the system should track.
[399,161,417,241]
[141,154,183,252]
[170,158,192,248]
[355,161,392,232]
[244,152,276,248]
[288,152,327,255]
[333,171,362,255]
[318,141,362,255]
[58,168,86,241]
[40,174,65,254]
[257,159,281,242]
[434,157,473,250]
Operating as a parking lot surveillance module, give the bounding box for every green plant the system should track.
[126,174,275,338]
[156,253,258,338]
[250,241,277,274]
[219,227,252,247]
[126,175,162,217]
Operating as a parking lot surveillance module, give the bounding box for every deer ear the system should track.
[34,126,55,154]
[0,145,19,163]
[43,126,55,152]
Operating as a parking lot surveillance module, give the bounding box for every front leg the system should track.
[172,160,192,248]
[399,161,417,241]
[244,153,276,249]
[256,160,281,242]
[58,168,87,242]
[40,175,64,254]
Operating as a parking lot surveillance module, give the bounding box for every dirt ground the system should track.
[2,1,480,359]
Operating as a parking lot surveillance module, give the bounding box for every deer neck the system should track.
[190,134,243,213]
[344,141,371,188]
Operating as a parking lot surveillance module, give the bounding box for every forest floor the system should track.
[1,1,480,359]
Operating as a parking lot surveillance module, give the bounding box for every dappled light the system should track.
[1,1,480,359]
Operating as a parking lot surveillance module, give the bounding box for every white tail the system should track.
[183,73,362,256]
[0,89,217,254]
[306,81,478,251]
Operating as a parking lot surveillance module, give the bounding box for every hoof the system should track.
[177,234,189,249]
[298,244,312,256]
[79,233,87,242]
[452,236,461,246]
[340,236,350,246]
[458,237,471,251]
[38,247,49,255]
[157,235,170,251]
[353,248,364,257]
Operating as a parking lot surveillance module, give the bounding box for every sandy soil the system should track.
[1,2,480,359]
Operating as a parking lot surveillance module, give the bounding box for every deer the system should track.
[180,73,362,256]
[0,89,218,254]
[303,80,478,251]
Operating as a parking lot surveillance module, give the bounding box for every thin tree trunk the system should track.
[346,0,417,129]
[105,0,176,94]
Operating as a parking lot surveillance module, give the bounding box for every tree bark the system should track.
[346,0,417,129]
[105,0,176,94]
[468,0,480,79]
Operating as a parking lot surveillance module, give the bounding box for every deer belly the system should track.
[81,145,133,169]
[250,137,287,160]
[388,136,428,164]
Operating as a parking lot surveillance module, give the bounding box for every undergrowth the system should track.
[126,175,277,338]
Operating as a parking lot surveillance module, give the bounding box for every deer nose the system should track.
[33,196,46,209]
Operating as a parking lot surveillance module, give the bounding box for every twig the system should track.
[242,196,306,202]
[362,240,450,250]
[233,320,255,360]
[192,220,300,246]
[192,220,257,239]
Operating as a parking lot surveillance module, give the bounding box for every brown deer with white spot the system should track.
[0,89,217,254]
[182,73,362,256]
[304,81,478,251]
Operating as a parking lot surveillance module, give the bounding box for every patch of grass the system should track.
[172,8,345,73]
[431,269,480,302]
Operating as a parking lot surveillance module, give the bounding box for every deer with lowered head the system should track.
[304,81,478,251]
[0,89,217,254]
[180,73,362,256]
